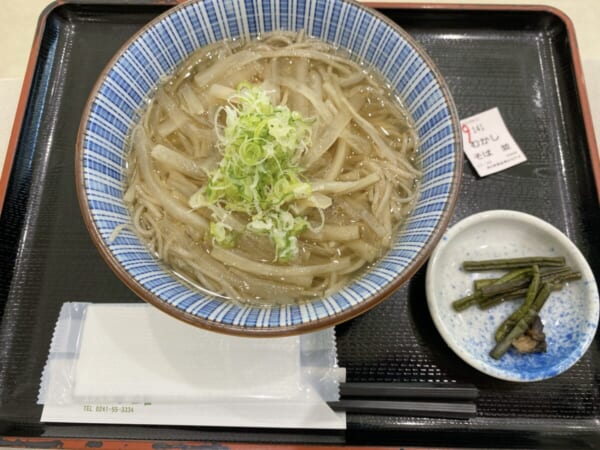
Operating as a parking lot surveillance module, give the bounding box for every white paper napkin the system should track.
[39,303,345,429]
[73,304,302,402]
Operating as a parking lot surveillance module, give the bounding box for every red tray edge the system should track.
[0,437,463,450]
[1,1,599,447]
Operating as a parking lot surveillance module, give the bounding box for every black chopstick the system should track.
[328,399,476,419]
[339,382,478,401]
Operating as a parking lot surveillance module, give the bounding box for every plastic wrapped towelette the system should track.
[39,303,345,428]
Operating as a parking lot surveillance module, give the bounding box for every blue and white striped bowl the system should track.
[76,0,462,335]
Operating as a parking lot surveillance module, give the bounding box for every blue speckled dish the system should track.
[426,210,599,382]
[76,0,462,335]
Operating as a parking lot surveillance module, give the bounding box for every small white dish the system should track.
[426,210,599,382]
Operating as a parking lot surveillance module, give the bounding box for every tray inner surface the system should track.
[0,3,598,448]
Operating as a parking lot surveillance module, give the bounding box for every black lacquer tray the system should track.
[1,2,599,449]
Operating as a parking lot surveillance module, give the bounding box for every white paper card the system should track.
[460,107,527,177]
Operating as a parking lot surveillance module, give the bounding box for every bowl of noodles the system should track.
[76,0,462,335]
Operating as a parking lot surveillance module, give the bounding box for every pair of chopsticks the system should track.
[328,382,478,419]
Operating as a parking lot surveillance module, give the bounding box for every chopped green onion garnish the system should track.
[189,83,314,262]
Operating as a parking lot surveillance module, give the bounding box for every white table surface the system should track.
[1,0,599,178]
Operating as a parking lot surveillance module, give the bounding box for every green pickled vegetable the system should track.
[490,309,539,360]
[494,265,541,342]
[450,255,582,360]
[479,277,531,298]
[474,278,497,290]
[477,288,528,310]
[494,267,533,284]
[452,293,481,312]
[463,256,566,271]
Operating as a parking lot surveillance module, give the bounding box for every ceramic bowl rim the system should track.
[75,0,463,336]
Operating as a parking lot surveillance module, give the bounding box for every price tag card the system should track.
[460,107,527,177]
